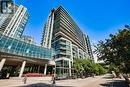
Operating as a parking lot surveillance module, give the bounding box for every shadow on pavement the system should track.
[18,83,74,87]
[100,80,129,87]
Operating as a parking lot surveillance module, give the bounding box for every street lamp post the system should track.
[48,54,56,85]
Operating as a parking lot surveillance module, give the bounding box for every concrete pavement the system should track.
[0,74,129,87]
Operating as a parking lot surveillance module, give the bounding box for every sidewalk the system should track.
[0,77,52,87]
[0,74,128,87]
[0,76,102,87]
[55,76,103,87]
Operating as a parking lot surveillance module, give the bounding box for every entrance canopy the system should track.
[48,60,56,66]
[0,34,54,60]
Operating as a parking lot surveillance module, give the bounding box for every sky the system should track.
[15,0,130,45]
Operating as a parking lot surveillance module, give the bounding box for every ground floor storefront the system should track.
[0,54,76,79]
[0,54,54,78]
[55,58,76,79]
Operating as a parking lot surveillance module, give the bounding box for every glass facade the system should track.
[0,34,53,59]
[79,49,84,59]
[52,6,86,52]
[72,45,78,59]
[52,38,71,59]
[56,60,69,77]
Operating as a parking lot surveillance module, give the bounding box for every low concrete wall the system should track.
[10,77,52,81]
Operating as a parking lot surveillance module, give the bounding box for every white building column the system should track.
[69,60,71,76]
[70,43,73,65]
[78,48,79,58]
[38,65,40,73]
[44,64,47,75]
[0,58,6,71]
[19,61,26,77]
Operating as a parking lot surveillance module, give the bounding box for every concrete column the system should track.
[29,66,32,72]
[19,61,26,77]
[69,60,71,76]
[48,12,54,48]
[78,49,79,58]
[44,64,47,75]
[70,43,73,65]
[0,58,6,71]
[38,65,40,73]
[30,67,32,72]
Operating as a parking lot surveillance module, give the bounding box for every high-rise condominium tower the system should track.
[0,1,29,39]
[41,6,93,76]
[41,9,55,49]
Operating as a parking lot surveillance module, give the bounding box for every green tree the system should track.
[73,58,106,77]
[95,25,130,74]
[73,58,84,77]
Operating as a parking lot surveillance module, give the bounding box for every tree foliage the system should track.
[95,25,130,73]
[73,58,106,77]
